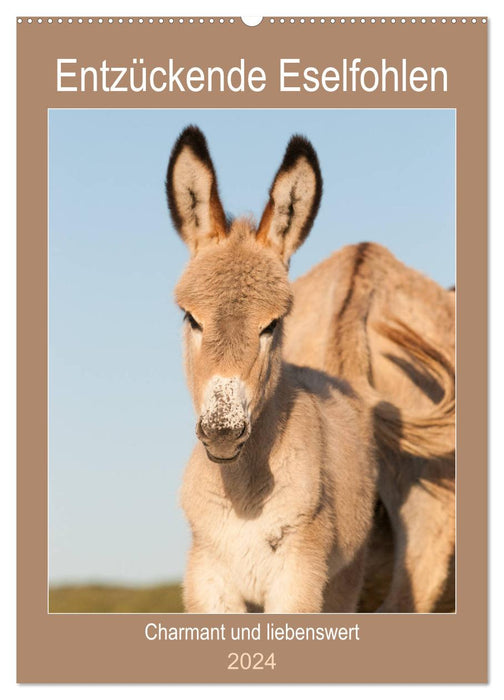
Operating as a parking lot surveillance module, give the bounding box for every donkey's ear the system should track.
[166,126,227,255]
[256,136,322,264]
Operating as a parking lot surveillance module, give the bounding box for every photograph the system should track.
[48,108,455,614]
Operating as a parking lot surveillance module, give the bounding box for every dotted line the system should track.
[17,17,488,25]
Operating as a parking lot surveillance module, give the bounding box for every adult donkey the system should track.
[283,225,455,613]
[166,126,454,614]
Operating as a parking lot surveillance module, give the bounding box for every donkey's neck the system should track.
[216,364,297,519]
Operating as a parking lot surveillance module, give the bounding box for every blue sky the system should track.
[49,108,455,585]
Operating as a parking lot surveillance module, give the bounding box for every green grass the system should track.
[49,583,184,613]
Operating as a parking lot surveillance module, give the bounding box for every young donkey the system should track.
[166,126,378,613]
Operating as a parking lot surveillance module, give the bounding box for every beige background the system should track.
[17,17,487,683]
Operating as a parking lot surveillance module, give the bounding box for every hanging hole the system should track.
[241,17,263,27]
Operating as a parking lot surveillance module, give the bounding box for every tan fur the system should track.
[371,320,454,459]
[168,129,377,613]
[284,243,455,612]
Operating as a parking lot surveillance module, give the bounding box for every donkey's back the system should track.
[285,242,454,409]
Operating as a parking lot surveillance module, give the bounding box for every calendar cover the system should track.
[17,15,487,683]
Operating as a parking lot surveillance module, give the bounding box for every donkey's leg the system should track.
[378,471,455,613]
[183,546,246,613]
[264,558,327,614]
[264,527,330,614]
[322,545,367,612]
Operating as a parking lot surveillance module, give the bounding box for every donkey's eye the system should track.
[184,311,203,332]
[260,318,279,336]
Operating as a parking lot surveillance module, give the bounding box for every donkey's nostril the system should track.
[224,422,248,441]
[196,419,209,442]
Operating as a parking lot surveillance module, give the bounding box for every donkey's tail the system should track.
[367,319,455,460]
